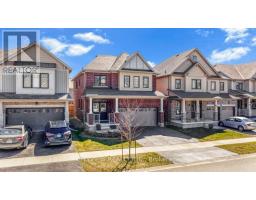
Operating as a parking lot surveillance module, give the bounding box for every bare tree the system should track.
[117,99,143,161]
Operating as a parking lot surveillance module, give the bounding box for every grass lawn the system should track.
[218,142,256,155]
[72,132,142,152]
[80,152,172,172]
[169,126,251,142]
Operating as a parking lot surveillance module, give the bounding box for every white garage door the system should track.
[119,108,157,126]
[221,107,235,120]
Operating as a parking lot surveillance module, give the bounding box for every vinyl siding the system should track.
[56,69,68,93]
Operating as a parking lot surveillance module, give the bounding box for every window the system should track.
[210,81,216,91]
[40,73,49,88]
[143,76,149,88]
[236,82,243,90]
[23,73,31,88]
[192,79,201,89]
[220,82,225,91]
[133,76,140,88]
[94,75,107,87]
[124,75,130,88]
[192,55,198,62]
[32,74,40,88]
[175,79,181,89]
[23,73,49,88]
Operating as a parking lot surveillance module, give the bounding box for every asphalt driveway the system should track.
[0,132,75,159]
[137,127,237,164]
[137,127,198,146]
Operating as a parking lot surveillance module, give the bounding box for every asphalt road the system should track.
[0,161,83,172]
[153,155,256,172]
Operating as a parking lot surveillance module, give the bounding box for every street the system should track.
[152,154,256,172]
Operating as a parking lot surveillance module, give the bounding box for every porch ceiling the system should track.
[168,90,231,99]
[84,88,165,98]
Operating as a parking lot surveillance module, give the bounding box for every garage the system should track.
[119,107,157,126]
[5,107,65,131]
[220,106,235,120]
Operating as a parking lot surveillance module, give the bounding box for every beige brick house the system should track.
[155,48,237,128]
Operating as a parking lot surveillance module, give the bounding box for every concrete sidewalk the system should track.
[1,137,256,169]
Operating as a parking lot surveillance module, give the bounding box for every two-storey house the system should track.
[0,43,71,131]
[155,48,236,128]
[215,62,256,118]
[73,52,165,132]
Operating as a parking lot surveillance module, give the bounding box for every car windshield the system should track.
[50,121,67,128]
[243,118,254,123]
[0,128,22,135]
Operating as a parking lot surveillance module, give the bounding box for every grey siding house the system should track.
[0,43,72,131]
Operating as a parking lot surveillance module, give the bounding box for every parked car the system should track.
[0,125,32,149]
[218,116,256,131]
[44,120,72,147]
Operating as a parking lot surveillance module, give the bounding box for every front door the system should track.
[191,101,196,119]
[93,102,108,122]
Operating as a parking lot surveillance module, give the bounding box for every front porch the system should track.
[168,98,236,128]
[83,95,165,132]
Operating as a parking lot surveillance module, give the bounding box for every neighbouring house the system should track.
[69,78,75,117]
[73,52,165,132]
[214,62,256,118]
[155,48,236,128]
[0,43,72,131]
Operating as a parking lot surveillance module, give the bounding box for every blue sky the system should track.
[1,28,256,77]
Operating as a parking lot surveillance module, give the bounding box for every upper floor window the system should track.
[23,73,49,89]
[192,79,201,89]
[94,75,106,87]
[236,82,243,90]
[124,75,130,88]
[143,76,149,88]
[210,81,216,91]
[192,55,198,62]
[175,79,181,89]
[220,82,225,91]
[133,76,140,88]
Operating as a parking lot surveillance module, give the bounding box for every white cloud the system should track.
[41,37,68,54]
[41,37,94,56]
[147,61,156,67]
[252,37,256,46]
[74,32,110,44]
[66,44,94,56]
[221,28,249,43]
[209,47,250,63]
[195,29,213,37]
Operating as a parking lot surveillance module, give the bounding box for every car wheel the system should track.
[219,121,224,127]
[238,126,244,132]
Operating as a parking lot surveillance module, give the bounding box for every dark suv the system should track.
[44,120,72,147]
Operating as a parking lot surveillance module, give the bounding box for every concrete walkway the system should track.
[1,137,256,169]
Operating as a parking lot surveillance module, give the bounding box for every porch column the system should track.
[89,97,93,114]
[88,97,94,125]
[159,98,164,127]
[65,101,69,123]
[248,98,252,117]
[0,102,4,128]
[213,99,218,121]
[181,99,186,123]
[196,100,200,122]
[114,98,120,124]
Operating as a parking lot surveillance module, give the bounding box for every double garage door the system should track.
[119,108,157,126]
[6,108,65,131]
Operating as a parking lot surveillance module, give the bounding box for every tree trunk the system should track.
[128,139,131,161]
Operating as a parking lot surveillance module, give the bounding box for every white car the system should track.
[218,117,256,132]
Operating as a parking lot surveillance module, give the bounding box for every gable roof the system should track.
[214,61,256,80]
[154,48,219,77]
[0,43,72,72]
[83,52,155,73]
